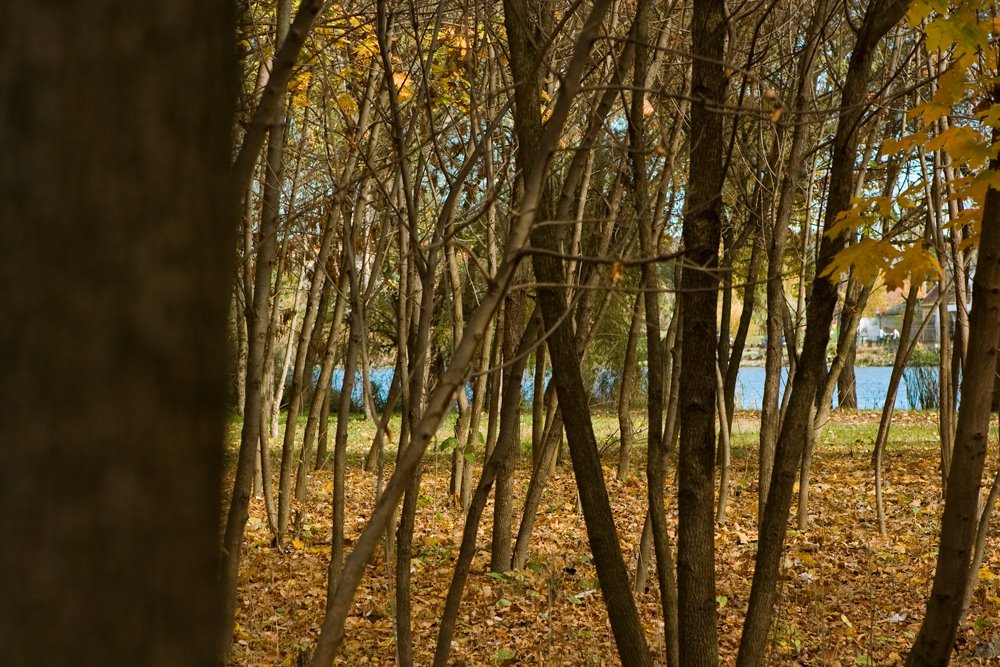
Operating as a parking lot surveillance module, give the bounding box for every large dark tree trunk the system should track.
[0,4,234,665]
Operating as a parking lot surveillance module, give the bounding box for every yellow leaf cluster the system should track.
[821,237,942,293]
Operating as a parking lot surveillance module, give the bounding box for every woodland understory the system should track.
[229,412,1000,666]
[214,0,1000,664]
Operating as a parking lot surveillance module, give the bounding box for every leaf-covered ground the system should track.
[227,411,1000,665]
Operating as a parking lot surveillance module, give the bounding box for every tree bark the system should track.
[0,4,234,664]
[677,0,727,663]
[836,277,864,409]
[325,292,362,595]
[490,289,529,572]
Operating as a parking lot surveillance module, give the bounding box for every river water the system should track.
[333,365,924,412]
[733,366,913,411]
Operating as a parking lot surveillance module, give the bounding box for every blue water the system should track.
[734,366,912,411]
[330,365,921,411]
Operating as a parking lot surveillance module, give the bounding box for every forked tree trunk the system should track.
[736,3,910,665]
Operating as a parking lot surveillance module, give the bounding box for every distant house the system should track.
[875,282,970,349]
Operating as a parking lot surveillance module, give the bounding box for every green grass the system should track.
[226,405,946,474]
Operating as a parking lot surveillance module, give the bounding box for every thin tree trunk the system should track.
[446,242,470,502]
[836,278,864,409]
[677,0,727,662]
[432,315,542,666]
[490,289,529,572]
[873,277,940,534]
[484,306,504,461]
[325,300,362,595]
[634,304,681,590]
[961,465,1000,617]
[532,341,547,468]
[724,229,763,425]
[359,324,378,422]
[617,292,644,481]
[220,0,293,647]
[715,360,732,524]
[756,0,827,523]
[512,404,562,570]
[235,284,249,417]
[625,6,680,661]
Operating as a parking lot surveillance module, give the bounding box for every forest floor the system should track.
[227,410,1000,666]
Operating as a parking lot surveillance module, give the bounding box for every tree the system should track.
[677,0,727,663]
[0,3,235,665]
[736,2,911,665]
